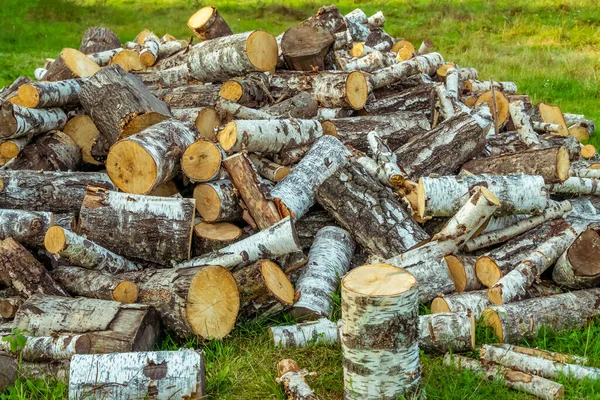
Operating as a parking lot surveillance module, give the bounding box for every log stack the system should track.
[0,4,598,399]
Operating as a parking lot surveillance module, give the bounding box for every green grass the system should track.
[2,0,600,398]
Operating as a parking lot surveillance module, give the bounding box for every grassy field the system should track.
[1,0,600,399]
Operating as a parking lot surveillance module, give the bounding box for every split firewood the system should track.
[175,216,301,269]
[417,174,548,218]
[445,354,564,400]
[272,135,351,219]
[552,226,600,289]
[79,65,172,160]
[69,350,206,399]
[248,154,290,183]
[315,160,429,258]
[465,200,572,252]
[496,344,588,365]
[444,254,481,292]
[0,238,68,297]
[0,102,67,140]
[0,170,115,213]
[281,24,334,71]
[78,186,195,265]
[6,131,81,172]
[188,31,277,82]
[233,259,294,320]
[431,186,500,255]
[568,121,596,142]
[43,48,100,82]
[369,52,444,89]
[62,114,102,165]
[480,344,600,381]
[529,102,568,133]
[17,79,85,108]
[219,73,270,107]
[322,111,430,152]
[0,334,91,362]
[187,6,232,40]
[276,359,319,400]
[532,121,567,136]
[108,48,146,71]
[365,84,436,118]
[385,242,455,303]
[118,265,239,339]
[138,31,160,67]
[193,179,243,222]
[44,226,140,274]
[222,152,281,230]
[418,312,475,353]
[0,296,23,319]
[106,118,197,194]
[135,64,197,90]
[341,264,422,399]
[13,294,159,353]
[463,79,517,94]
[151,83,221,108]
[0,209,53,246]
[394,112,490,181]
[192,221,242,255]
[508,99,541,145]
[51,266,138,303]
[79,27,121,54]
[291,227,354,320]
[366,131,404,187]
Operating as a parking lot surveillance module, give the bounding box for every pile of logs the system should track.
[1,4,599,399]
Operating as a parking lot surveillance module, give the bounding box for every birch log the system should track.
[152,84,221,108]
[394,112,490,181]
[0,170,115,213]
[13,294,160,353]
[497,344,589,365]
[218,119,323,153]
[193,179,243,222]
[366,131,404,187]
[272,135,351,220]
[418,312,475,353]
[0,334,91,362]
[136,64,197,90]
[106,119,196,194]
[87,48,122,66]
[431,186,500,255]
[276,359,319,400]
[187,31,277,82]
[444,254,481,292]
[369,53,444,89]
[0,102,67,139]
[552,227,600,289]
[7,131,81,172]
[181,139,223,183]
[270,318,340,348]
[344,9,370,41]
[547,177,600,196]
[78,186,195,265]
[464,80,517,94]
[118,266,239,339]
[219,73,270,107]
[464,200,572,252]
[79,27,121,54]
[365,84,435,119]
[533,121,567,136]
[171,107,219,139]
[175,217,301,269]
[17,79,84,108]
[69,350,206,400]
[316,161,429,258]
[222,152,281,230]
[139,32,160,67]
[342,264,422,399]
[248,154,290,183]
[43,48,100,82]
[417,174,548,217]
[444,354,565,400]
[480,344,600,381]
[188,6,232,40]
[217,98,274,121]
[266,92,319,119]
[292,227,354,320]
[508,100,541,145]
[0,209,53,246]
[51,266,138,303]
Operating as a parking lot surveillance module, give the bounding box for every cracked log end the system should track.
[185,265,240,339]
[475,256,502,288]
[109,49,145,72]
[345,71,368,110]
[217,121,238,151]
[63,115,102,165]
[44,226,68,254]
[112,281,139,304]
[106,140,157,194]
[196,108,220,140]
[481,308,504,342]
[581,144,596,159]
[195,221,242,242]
[261,259,295,305]
[430,297,450,313]
[193,183,223,222]
[219,80,243,102]
[343,263,417,296]
[182,140,222,181]
[246,30,279,72]
[16,84,40,108]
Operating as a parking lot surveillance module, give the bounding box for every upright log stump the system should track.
[341,264,422,400]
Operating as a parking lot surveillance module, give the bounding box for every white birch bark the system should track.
[431,290,491,319]
[342,265,422,399]
[435,83,458,120]
[418,174,548,217]
[157,40,188,59]
[216,98,274,120]
[292,227,355,319]
[570,160,600,179]
[193,179,242,222]
[69,350,205,400]
[276,359,319,400]
[340,51,396,73]
[482,214,530,233]
[431,186,500,255]
[445,67,459,99]
[417,40,434,55]
[0,209,53,246]
[45,227,140,273]
[87,48,122,66]
[533,121,563,135]
[34,68,47,80]
[272,135,351,219]
[315,108,354,120]
[547,177,600,195]
[457,67,478,81]
[139,33,160,66]
[481,344,600,381]
[0,135,32,159]
[553,246,600,289]
[270,318,340,348]
[248,154,290,183]
[369,53,444,89]
[344,9,370,41]
[497,344,589,365]
[352,150,392,188]
[418,312,474,353]
[0,103,67,139]
[367,131,404,187]
[444,354,565,400]
[218,119,323,153]
[175,216,301,269]
[367,11,386,28]
[465,80,517,94]
[18,78,85,108]
[509,100,541,146]
[0,334,91,362]
[464,200,572,252]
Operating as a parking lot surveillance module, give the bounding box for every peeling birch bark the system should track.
[139,32,160,67]
[0,102,67,139]
[277,359,319,400]
[0,209,53,246]
[340,51,396,73]
[366,131,405,187]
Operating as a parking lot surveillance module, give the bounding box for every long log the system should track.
[0,209,53,246]
[151,83,221,108]
[341,264,422,399]
[418,312,475,354]
[13,294,160,353]
[365,84,435,117]
[291,227,354,320]
[266,92,319,119]
[62,114,102,166]
[0,102,67,140]
[78,186,195,265]
[316,160,429,258]
[69,350,206,399]
[51,265,138,303]
[547,177,600,196]
[7,131,81,172]
[17,79,84,109]
[135,64,197,90]
[369,53,444,89]
[552,226,600,289]
[0,334,91,362]
[193,179,242,222]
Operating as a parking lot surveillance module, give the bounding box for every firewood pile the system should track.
[1,4,599,399]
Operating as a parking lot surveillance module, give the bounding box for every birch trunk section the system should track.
[17,79,84,108]
[0,334,91,362]
[552,227,600,288]
[0,103,67,139]
[0,209,53,246]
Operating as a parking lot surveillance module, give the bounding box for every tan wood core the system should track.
[343,264,417,296]
[193,183,221,222]
[345,71,368,110]
[106,140,157,194]
[430,297,450,313]
[112,281,139,304]
[181,140,222,181]
[261,259,295,304]
[246,30,278,72]
[16,84,40,108]
[475,256,502,288]
[44,226,67,254]
[194,221,241,241]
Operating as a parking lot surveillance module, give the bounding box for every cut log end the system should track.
[0,141,20,159]
[246,30,278,72]
[193,183,223,222]
[196,108,220,140]
[109,49,145,72]
[343,263,417,296]
[556,146,570,182]
[44,225,67,254]
[185,265,240,339]
[112,281,139,304]
[320,120,338,137]
[481,308,504,342]
[261,259,295,305]
[487,285,504,305]
[63,114,102,165]
[445,255,467,293]
[476,90,509,126]
[195,221,241,241]
[219,81,243,102]
[120,112,171,139]
[217,121,238,151]
[430,297,450,313]
[345,71,368,110]
[182,140,222,181]
[106,140,157,194]
[581,144,596,159]
[475,256,502,288]
[16,84,41,108]
[139,51,157,67]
